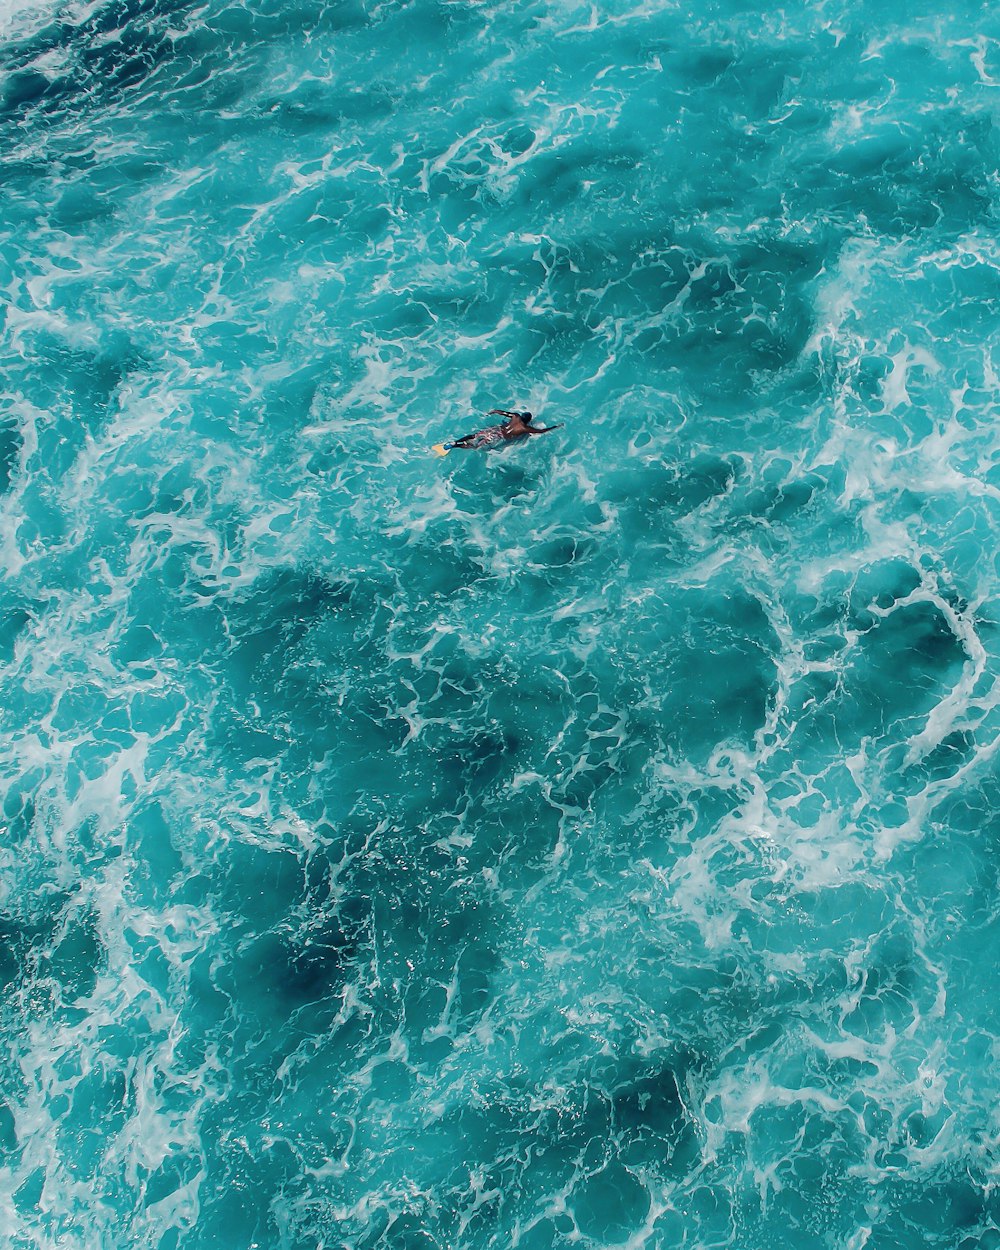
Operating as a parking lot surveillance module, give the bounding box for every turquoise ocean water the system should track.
[2,1,1000,1246]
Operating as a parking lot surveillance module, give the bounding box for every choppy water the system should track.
[2,0,1000,1246]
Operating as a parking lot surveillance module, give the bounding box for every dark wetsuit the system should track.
[443,410,563,451]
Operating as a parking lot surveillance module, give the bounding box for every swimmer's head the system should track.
[519,411,533,422]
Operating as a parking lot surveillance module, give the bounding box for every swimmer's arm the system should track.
[488,409,520,418]
[528,423,564,434]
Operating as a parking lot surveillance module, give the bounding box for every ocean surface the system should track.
[2,1,1000,1246]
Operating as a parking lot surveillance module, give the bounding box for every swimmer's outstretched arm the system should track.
[488,409,521,418]
[528,423,564,434]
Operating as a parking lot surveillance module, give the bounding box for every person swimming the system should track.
[433,409,563,457]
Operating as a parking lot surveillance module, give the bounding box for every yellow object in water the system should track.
[432,443,450,457]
